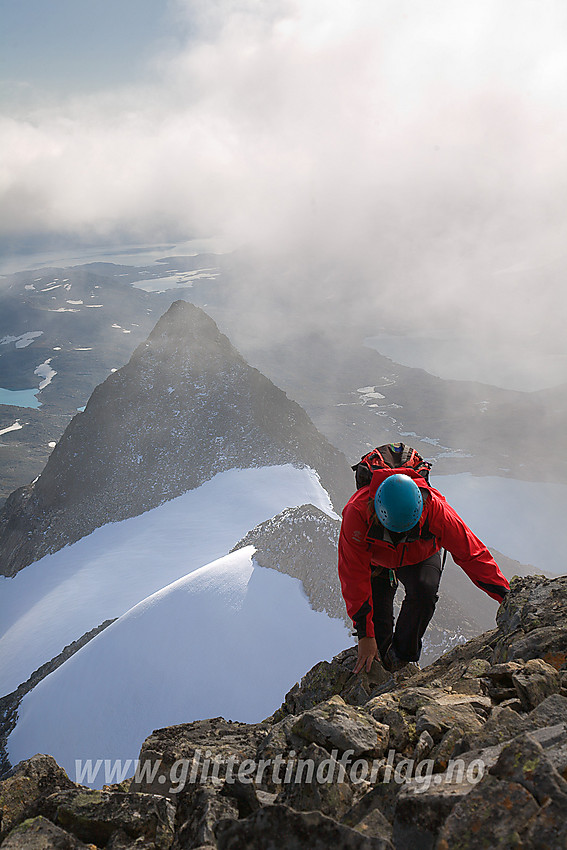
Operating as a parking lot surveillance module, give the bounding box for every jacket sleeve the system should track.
[427,495,510,602]
[338,500,375,638]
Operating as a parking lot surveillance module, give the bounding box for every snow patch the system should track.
[34,359,56,390]
[0,331,43,348]
[357,387,386,401]
[0,464,337,695]
[0,421,23,437]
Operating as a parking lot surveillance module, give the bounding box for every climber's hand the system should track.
[354,636,379,674]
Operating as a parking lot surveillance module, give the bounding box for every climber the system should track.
[338,467,510,675]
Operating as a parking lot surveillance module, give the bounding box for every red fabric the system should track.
[338,468,510,638]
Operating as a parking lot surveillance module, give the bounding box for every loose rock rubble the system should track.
[2,574,567,848]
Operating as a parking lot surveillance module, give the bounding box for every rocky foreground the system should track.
[2,574,567,849]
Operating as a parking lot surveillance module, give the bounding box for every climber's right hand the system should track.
[354,636,379,674]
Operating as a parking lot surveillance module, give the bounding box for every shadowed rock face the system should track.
[0,300,353,576]
[232,504,348,623]
[2,575,566,849]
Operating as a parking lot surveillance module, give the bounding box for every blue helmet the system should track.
[375,474,423,532]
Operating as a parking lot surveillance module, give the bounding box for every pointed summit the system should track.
[0,301,352,576]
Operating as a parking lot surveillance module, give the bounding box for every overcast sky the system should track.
[1,0,566,351]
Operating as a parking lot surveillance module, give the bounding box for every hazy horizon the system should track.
[2,0,567,382]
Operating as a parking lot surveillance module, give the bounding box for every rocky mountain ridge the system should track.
[0,300,353,576]
[0,258,211,505]
[1,574,567,848]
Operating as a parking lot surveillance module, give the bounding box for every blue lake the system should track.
[435,473,567,575]
[0,388,40,409]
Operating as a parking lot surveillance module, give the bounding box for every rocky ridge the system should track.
[0,620,116,779]
[2,574,567,849]
[0,300,353,576]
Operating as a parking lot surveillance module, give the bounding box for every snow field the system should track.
[7,546,349,782]
[0,465,338,696]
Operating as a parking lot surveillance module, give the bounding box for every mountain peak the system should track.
[0,302,352,576]
[136,299,238,367]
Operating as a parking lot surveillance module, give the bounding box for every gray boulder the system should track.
[415,703,483,744]
[366,694,413,753]
[271,647,393,722]
[0,754,76,841]
[350,806,393,846]
[41,789,175,849]
[173,782,238,849]
[215,803,393,850]
[393,769,485,850]
[529,693,567,728]
[493,574,567,666]
[512,658,561,710]
[291,695,390,758]
[489,732,567,804]
[275,743,355,820]
[130,717,269,797]
[436,774,540,850]
[1,815,90,849]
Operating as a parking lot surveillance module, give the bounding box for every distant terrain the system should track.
[1,251,566,511]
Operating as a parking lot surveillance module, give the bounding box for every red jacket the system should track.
[338,467,510,638]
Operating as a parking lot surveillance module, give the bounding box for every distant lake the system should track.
[435,473,567,575]
[0,388,40,409]
[0,238,231,276]
[130,268,220,292]
[365,333,567,392]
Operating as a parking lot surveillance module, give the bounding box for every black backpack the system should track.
[351,442,432,490]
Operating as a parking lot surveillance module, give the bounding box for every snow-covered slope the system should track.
[0,465,337,696]
[7,546,349,786]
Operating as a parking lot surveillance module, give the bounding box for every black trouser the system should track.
[371,552,442,663]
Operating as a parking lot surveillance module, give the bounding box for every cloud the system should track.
[1,0,567,346]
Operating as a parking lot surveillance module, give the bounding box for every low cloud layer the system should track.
[2,0,567,350]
